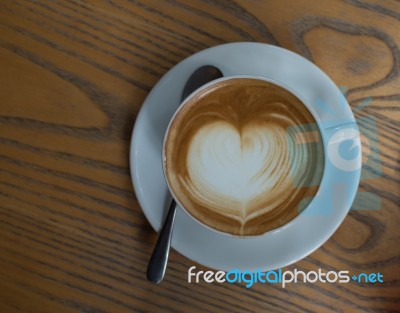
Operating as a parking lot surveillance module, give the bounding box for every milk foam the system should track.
[164,78,324,236]
[182,120,309,224]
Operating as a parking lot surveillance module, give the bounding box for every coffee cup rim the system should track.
[161,75,327,238]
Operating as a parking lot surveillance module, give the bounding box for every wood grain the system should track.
[0,0,399,312]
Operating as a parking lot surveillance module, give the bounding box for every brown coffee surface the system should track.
[164,78,324,236]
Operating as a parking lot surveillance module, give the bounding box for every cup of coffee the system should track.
[163,76,325,237]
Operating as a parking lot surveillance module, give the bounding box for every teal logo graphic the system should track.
[286,87,382,214]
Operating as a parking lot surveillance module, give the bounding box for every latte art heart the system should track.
[164,78,324,236]
[186,122,292,219]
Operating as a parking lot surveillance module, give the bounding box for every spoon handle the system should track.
[146,199,177,283]
[146,65,223,283]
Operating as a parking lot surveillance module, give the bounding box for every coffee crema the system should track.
[164,78,324,236]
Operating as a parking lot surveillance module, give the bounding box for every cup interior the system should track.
[162,75,326,237]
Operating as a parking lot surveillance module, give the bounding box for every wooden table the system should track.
[0,1,399,312]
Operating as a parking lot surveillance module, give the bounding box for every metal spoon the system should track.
[146,65,223,283]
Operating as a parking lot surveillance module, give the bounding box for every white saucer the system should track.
[130,42,361,271]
